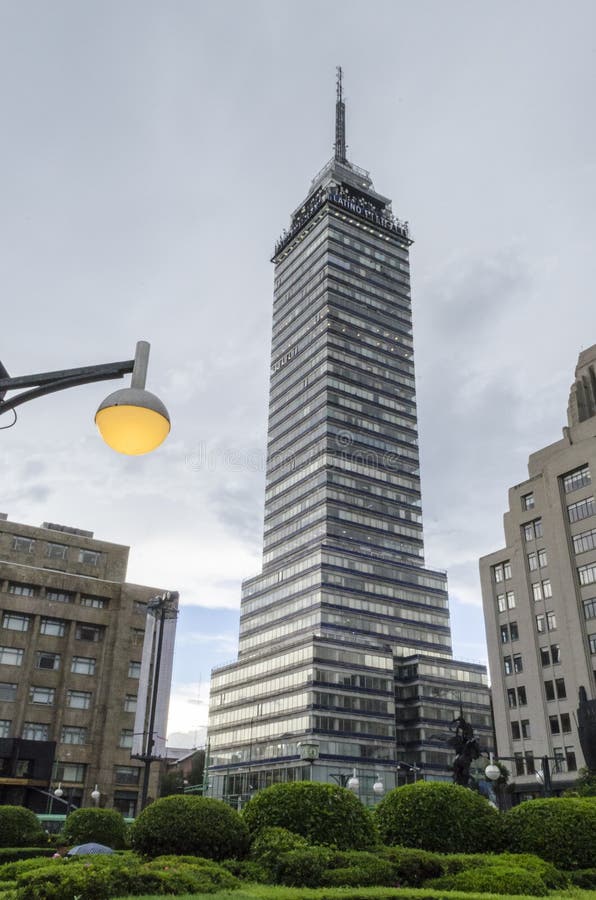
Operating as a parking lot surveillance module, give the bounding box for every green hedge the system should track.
[130,795,249,859]
[61,807,128,849]
[569,868,596,888]
[503,796,596,869]
[0,848,54,864]
[429,864,549,896]
[271,847,332,887]
[242,781,378,850]
[0,808,45,848]
[321,850,396,887]
[378,846,444,886]
[374,782,502,853]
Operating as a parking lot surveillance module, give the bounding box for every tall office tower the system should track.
[208,72,491,804]
[0,514,177,815]
[480,344,596,801]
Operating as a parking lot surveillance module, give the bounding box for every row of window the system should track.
[0,720,134,747]
[562,465,591,494]
[540,643,561,666]
[549,712,572,735]
[536,612,557,633]
[578,562,596,587]
[511,719,530,740]
[503,654,523,675]
[523,519,543,542]
[531,579,552,601]
[11,536,102,566]
[1,613,104,641]
[507,686,527,708]
[545,678,567,700]
[568,496,595,524]
[510,747,576,775]
[500,622,519,643]
[0,648,140,677]
[3,582,109,607]
[528,548,548,570]
[0,682,137,711]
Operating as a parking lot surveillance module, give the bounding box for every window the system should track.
[500,625,509,643]
[584,598,596,620]
[2,613,30,632]
[8,582,36,597]
[555,677,566,699]
[114,765,141,785]
[66,690,92,710]
[61,726,87,745]
[0,647,24,666]
[119,729,134,748]
[504,561,512,579]
[514,752,525,775]
[113,791,138,817]
[538,548,548,567]
[78,549,100,566]
[542,579,552,598]
[522,493,535,510]
[40,618,66,637]
[550,715,561,734]
[527,552,538,571]
[536,614,546,633]
[566,747,577,772]
[578,563,596,587]
[532,582,543,601]
[133,601,147,614]
[503,655,513,675]
[29,686,55,705]
[493,561,512,582]
[523,519,543,541]
[547,612,557,631]
[46,589,74,603]
[130,628,145,646]
[562,465,591,494]
[128,661,141,678]
[507,591,516,609]
[71,656,96,676]
[497,594,506,612]
[510,621,519,641]
[511,721,521,740]
[545,680,555,701]
[507,688,517,708]
[124,694,137,713]
[521,719,531,739]
[12,536,34,553]
[36,651,60,670]
[573,528,596,555]
[551,643,561,663]
[0,719,10,738]
[75,624,104,642]
[0,682,17,701]
[80,595,109,609]
[540,647,551,666]
[46,543,68,560]
[568,497,595,523]
[22,722,49,741]
[589,634,596,654]
[560,713,572,733]
[56,763,86,782]
[513,654,523,673]
[517,686,527,705]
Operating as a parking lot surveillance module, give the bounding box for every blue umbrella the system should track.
[67,842,114,856]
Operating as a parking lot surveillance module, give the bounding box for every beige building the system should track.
[480,345,596,799]
[0,514,173,816]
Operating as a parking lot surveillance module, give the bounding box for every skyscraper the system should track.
[207,71,491,804]
[480,344,596,800]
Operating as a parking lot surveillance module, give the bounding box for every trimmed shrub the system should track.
[250,826,309,878]
[321,850,396,887]
[271,846,332,887]
[0,848,54,864]
[569,868,596,889]
[379,846,444,886]
[130,794,249,860]
[430,864,549,896]
[61,807,128,849]
[220,857,269,882]
[0,808,44,849]
[438,851,568,889]
[503,796,596,869]
[374,781,502,853]
[242,781,378,849]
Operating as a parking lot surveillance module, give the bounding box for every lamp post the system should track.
[372,775,385,801]
[0,341,170,455]
[135,591,179,810]
[90,785,101,807]
[396,761,421,784]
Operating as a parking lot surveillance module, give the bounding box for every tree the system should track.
[563,766,596,797]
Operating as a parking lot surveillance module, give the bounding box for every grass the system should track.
[116,886,596,900]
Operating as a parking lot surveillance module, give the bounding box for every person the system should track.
[52,845,68,859]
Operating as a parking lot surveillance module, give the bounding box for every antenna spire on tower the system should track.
[335,65,347,163]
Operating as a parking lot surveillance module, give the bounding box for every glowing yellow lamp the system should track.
[95,387,170,455]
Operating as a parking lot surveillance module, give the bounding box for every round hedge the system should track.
[130,795,249,859]
[374,782,502,853]
[241,781,378,850]
[61,807,128,849]
[0,806,45,847]
[503,797,596,869]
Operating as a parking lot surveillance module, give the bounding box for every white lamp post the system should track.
[91,785,101,806]
[372,776,385,797]
[346,768,359,792]
[484,753,501,783]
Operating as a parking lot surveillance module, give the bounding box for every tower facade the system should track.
[207,73,491,804]
[480,345,596,800]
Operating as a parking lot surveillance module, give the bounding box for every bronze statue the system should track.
[449,707,480,786]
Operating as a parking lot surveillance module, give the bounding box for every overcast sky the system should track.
[1,0,595,746]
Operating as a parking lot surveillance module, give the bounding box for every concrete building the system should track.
[0,514,176,815]
[480,344,596,799]
[206,72,492,804]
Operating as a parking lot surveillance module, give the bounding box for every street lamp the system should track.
[0,340,170,455]
[484,753,501,783]
[372,776,385,797]
[91,785,101,806]
[346,769,359,792]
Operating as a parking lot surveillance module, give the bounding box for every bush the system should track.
[250,826,309,878]
[0,848,54,864]
[321,850,396,887]
[379,846,444,886]
[438,851,568,889]
[430,864,549,896]
[374,781,502,853]
[242,781,378,850]
[569,868,596,888]
[503,796,596,869]
[271,846,332,887]
[0,808,45,849]
[130,794,249,860]
[61,807,128,849]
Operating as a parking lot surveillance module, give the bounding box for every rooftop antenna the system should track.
[335,65,347,163]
